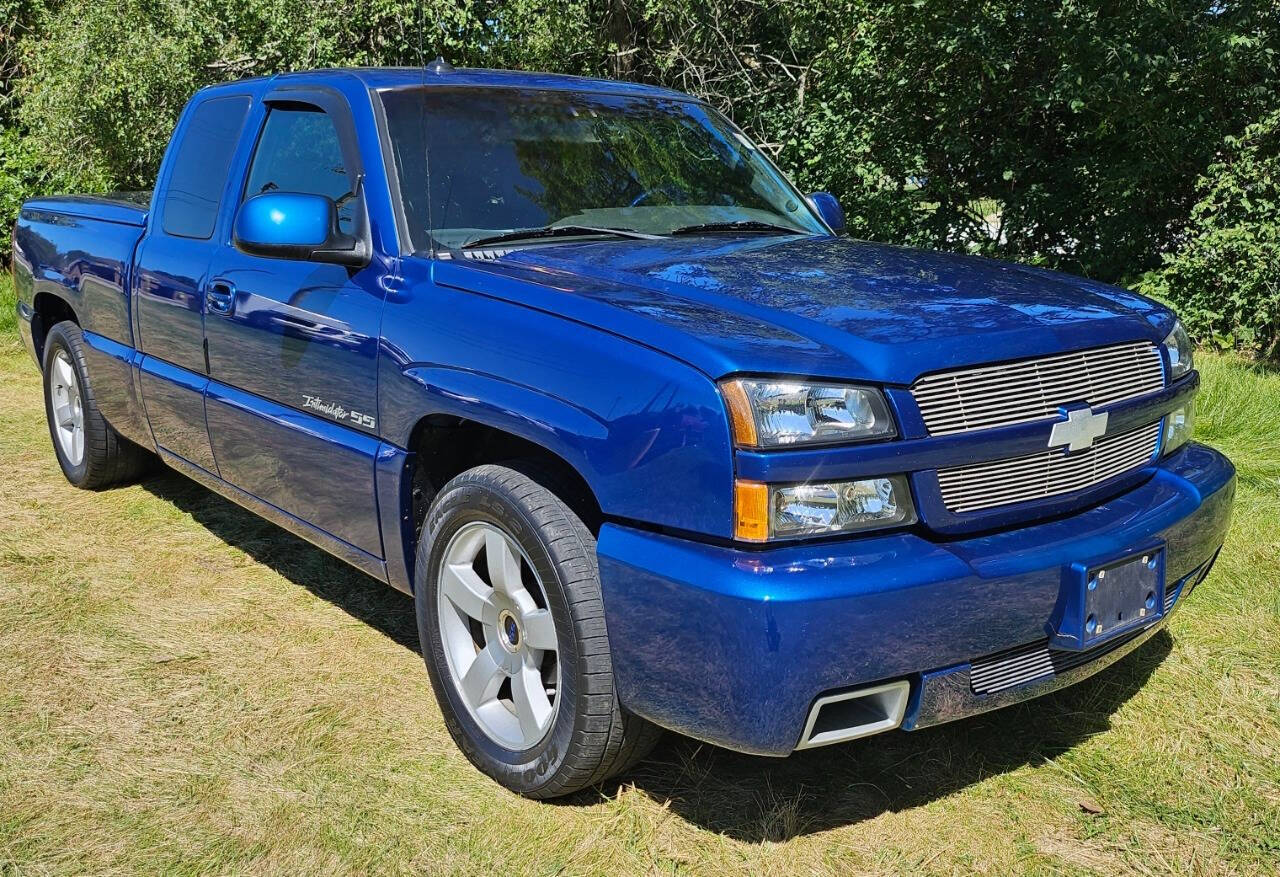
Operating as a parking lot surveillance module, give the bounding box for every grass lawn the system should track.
[0,272,1277,875]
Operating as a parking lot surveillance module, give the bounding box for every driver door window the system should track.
[244,106,356,233]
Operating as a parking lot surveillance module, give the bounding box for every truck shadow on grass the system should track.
[142,471,421,651]
[142,469,1173,843]
[611,639,1169,841]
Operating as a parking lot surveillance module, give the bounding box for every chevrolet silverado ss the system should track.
[11,65,1235,798]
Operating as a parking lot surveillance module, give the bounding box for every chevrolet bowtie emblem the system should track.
[1048,407,1109,452]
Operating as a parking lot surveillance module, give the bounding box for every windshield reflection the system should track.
[379,87,826,250]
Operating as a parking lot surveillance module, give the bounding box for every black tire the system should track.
[41,321,153,490]
[415,464,661,798]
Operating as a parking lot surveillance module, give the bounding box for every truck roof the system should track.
[199,66,693,102]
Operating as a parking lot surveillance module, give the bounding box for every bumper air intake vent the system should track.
[795,680,910,750]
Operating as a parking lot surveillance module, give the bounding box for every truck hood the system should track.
[432,234,1174,385]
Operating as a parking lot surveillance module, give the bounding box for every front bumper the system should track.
[598,442,1235,756]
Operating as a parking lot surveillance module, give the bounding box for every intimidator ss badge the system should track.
[302,394,376,430]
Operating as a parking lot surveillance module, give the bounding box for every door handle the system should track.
[206,279,236,316]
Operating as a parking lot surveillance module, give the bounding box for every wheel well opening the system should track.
[407,417,604,542]
[32,293,78,363]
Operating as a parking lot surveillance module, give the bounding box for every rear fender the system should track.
[13,208,151,445]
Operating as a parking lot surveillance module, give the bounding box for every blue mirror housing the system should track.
[807,191,846,235]
[233,191,369,267]
[235,192,331,249]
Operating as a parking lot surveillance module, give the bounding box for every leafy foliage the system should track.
[621,1,1280,282]
[0,0,52,260]
[1140,110,1280,356]
[1,0,1278,352]
[0,0,602,256]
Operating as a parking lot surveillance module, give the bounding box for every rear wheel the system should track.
[41,321,152,489]
[415,464,660,798]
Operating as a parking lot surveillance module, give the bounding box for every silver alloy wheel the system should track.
[437,520,560,750]
[50,350,85,467]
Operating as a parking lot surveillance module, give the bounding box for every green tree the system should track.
[0,0,54,259]
[2,0,1278,317]
[622,1,1280,282]
[1142,110,1280,355]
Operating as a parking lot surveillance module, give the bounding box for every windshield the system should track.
[379,86,828,250]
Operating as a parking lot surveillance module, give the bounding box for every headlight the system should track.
[1162,321,1194,380]
[1162,401,1195,455]
[721,378,896,447]
[734,476,916,542]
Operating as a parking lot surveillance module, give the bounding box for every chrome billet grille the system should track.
[936,421,1161,513]
[970,629,1146,696]
[913,341,1165,436]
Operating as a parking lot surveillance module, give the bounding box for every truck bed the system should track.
[19,192,151,227]
[12,191,158,449]
[13,192,151,367]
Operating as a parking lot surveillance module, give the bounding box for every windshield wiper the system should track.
[667,220,804,236]
[461,224,663,249]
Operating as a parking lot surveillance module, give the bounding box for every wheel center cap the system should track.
[497,609,521,652]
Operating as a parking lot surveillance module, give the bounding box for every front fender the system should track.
[376,271,736,541]
[396,364,609,454]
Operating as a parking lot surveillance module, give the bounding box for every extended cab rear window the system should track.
[161,95,251,239]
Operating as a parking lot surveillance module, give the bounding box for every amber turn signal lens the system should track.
[721,380,759,448]
[734,480,770,542]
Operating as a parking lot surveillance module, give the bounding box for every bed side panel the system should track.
[13,206,151,446]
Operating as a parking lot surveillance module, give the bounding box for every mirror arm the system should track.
[312,174,372,269]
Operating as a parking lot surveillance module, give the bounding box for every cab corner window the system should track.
[244,106,354,233]
[161,95,251,239]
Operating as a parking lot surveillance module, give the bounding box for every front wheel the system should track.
[415,464,660,798]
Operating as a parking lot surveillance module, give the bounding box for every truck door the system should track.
[134,94,252,473]
[201,89,388,558]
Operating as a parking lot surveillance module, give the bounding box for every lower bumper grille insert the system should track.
[969,628,1147,696]
[969,558,1215,696]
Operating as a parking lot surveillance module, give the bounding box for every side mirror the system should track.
[233,191,370,268]
[807,191,846,235]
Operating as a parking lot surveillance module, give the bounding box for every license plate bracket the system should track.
[1051,549,1165,651]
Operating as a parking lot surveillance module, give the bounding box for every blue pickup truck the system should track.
[12,66,1234,798]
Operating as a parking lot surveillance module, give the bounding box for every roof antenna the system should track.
[415,10,439,255]
[425,56,454,74]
